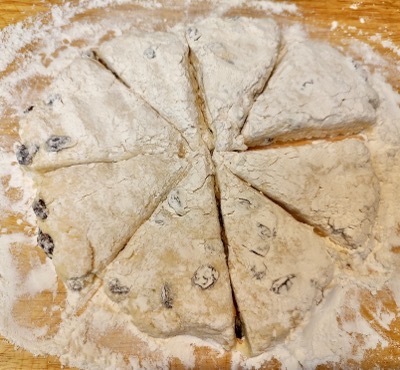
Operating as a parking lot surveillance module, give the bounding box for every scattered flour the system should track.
[247,1,297,14]
[350,2,362,10]
[370,33,400,58]
[1,1,400,369]
[22,258,58,296]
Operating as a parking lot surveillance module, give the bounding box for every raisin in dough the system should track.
[18,58,186,172]
[102,155,235,347]
[215,161,334,355]
[219,139,380,250]
[34,153,188,290]
[97,30,211,150]
[242,39,379,147]
[186,17,280,151]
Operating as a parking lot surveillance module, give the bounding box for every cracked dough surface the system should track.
[18,17,380,356]
[103,155,235,347]
[215,161,334,355]
[34,153,188,289]
[219,139,380,250]
[97,30,210,150]
[186,17,280,151]
[242,39,379,147]
[19,58,186,171]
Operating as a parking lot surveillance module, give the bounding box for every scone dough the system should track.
[102,154,235,347]
[97,30,210,150]
[242,39,379,147]
[19,16,383,358]
[219,139,380,249]
[186,17,280,151]
[34,153,188,290]
[19,58,186,171]
[215,160,334,355]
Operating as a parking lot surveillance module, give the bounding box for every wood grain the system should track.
[0,341,76,370]
[0,0,63,28]
[0,1,399,369]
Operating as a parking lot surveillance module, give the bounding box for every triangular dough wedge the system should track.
[220,139,380,249]
[33,153,188,290]
[186,17,280,151]
[242,39,379,147]
[97,30,210,149]
[102,155,235,347]
[215,161,334,355]
[18,58,186,172]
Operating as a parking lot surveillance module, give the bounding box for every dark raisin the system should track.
[45,94,62,106]
[45,135,71,152]
[187,27,201,41]
[192,265,219,289]
[238,198,251,208]
[271,274,296,294]
[252,270,266,280]
[161,284,173,309]
[144,47,156,59]
[67,277,84,291]
[154,213,165,225]
[168,190,186,216]
[16,145,30,165]
[16,144,38,165]
[155,218,164,225]
[66,275,93,291]
[37,229,54,258]
[32,199,48,220]
[250,264,267,280]
[301,79,314,89]
[257,223,276,239]
[108,278,130,295]
[23,105,34,113]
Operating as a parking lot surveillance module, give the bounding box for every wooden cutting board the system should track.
[1,1,400,369]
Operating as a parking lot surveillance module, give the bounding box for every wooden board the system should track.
[1,1,400,369]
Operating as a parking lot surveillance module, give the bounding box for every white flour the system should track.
[1,1,400,369]
[370,33,400,59]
